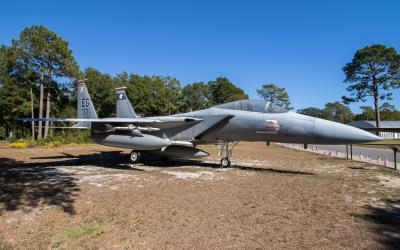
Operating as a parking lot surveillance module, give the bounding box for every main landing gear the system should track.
[219,141,238,168]
[130,150,142,163]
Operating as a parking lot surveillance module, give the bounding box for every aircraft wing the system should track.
[19,117,203,131]
[193,115,234,139]
[19,117,202,124]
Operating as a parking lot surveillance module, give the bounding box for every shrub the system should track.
[44,140,63,148]
[6,130,93,148]
[9,139,31,148]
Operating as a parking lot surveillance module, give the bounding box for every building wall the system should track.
[379,132,400,139]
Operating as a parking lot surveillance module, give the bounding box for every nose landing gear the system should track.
[220,157,231,168]
[219,141,238,168]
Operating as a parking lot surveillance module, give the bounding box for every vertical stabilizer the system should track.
[74,81,98,128]
[115,87,137,118]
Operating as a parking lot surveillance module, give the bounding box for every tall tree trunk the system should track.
[30,87,35,142]
[5,122,9,140]
[38,77,44,139]
[44,91,50,139]
[373,80,381,136]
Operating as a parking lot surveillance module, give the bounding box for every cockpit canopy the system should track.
[215,99,288,113]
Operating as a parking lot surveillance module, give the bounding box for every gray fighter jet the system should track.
[22,81,381,167]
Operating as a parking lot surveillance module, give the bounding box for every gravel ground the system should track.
[1,142,400,249]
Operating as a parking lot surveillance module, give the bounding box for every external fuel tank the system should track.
[91,133,171,150]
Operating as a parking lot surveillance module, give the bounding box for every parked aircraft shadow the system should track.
[232,165,315,175]
[0,157,79,214]
[144,158,315,175]
[30,151,142,171]
[31,151,313,175]
[353,199,400,249]
[348,166,367,170]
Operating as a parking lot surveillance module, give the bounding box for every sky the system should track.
[1,0,399,112]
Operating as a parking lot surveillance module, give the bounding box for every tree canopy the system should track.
[181,82,211,112]
[208,77,248,105]
[84,68,115,117]
[342,44,400,129]
[10,25,80,139]
[297,102,353,123]
[256,83,291,110]
[297,107,326,119]
[380,103,400,120]
[13,25,80,82]
[353,106,375,121]
[1,26,400,140]
[323,102,353,123]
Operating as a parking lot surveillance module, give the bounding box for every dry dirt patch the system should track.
[1,143,400,249]
[376,174,400,189]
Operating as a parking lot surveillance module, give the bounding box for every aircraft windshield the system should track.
[266,103,288,113]
[215,100,288,113]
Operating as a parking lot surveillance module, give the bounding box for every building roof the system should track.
[347,120,400,128]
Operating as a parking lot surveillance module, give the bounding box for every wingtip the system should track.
[115,86,127,91]
[76,79,88,86]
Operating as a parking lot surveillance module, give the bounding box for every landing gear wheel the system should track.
[220,157,231,168]
[130,151,141,163]
[219,141,238,168]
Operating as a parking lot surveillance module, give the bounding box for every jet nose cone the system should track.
[313,118,382,144]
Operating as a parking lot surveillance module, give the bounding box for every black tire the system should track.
[220,157,231,168]
[130,151,141,163]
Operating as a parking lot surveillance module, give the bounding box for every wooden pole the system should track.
[350,145,353,160]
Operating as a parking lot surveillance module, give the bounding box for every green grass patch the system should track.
[51,223,104,249]
[0,235,13,250]
[63,223,103,239]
